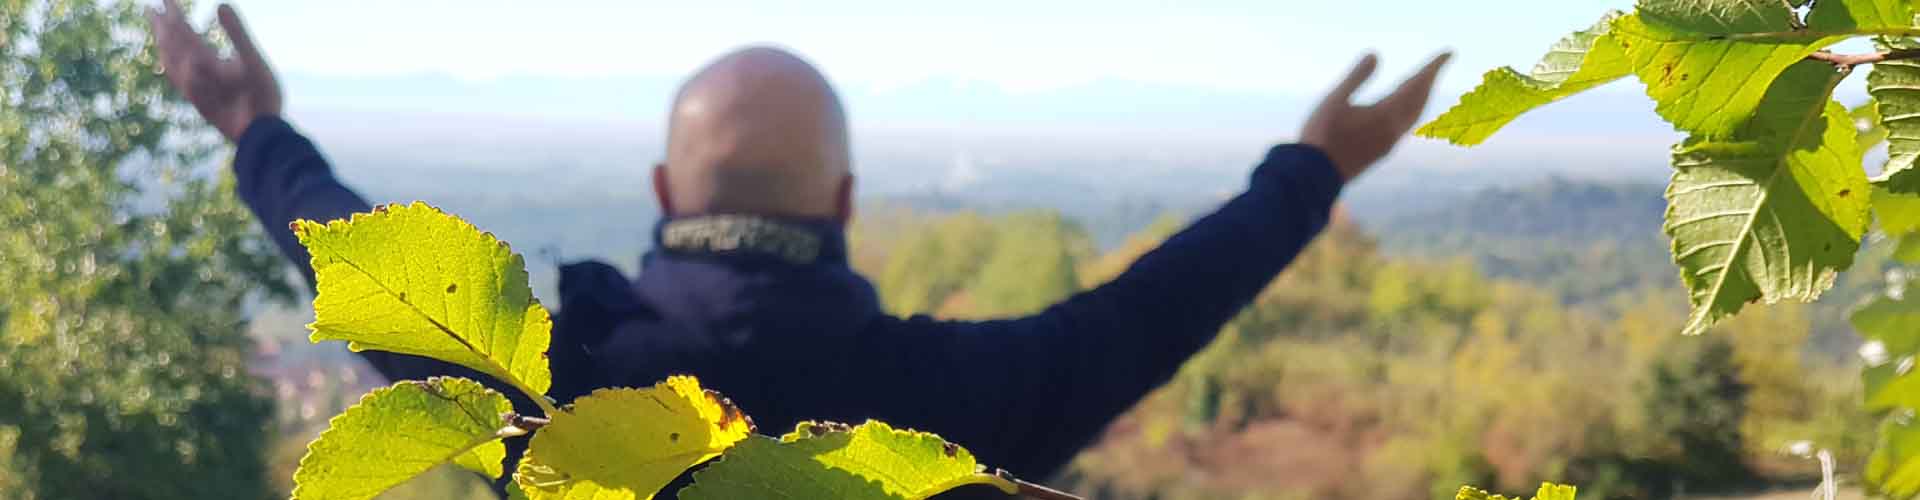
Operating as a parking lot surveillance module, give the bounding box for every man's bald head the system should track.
[657,47,852,220]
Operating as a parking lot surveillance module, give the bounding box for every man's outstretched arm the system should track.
[145,0,363,283]
[148,1,462,385]
[866,52,1452,477]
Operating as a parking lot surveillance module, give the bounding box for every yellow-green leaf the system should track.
[1879,167,1920,263]
[1612,1,1844,137]
[1858,99,1891,151]
[514,376,753,500]
[1857,292,1920,412]
[1457,482,1578,500]
[294,202,554,404]
[1807,0,1915,32]
[292,377,514,500]
[1870,38,1920,178]
[1871,415,1920,498]
[680,420,1020,500]
[1418,11,1632,146]
[1664,61,1870,336]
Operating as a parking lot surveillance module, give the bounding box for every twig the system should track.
[503,413,549,432]
[1807,48,1920,70]
[1012,478,1084,500]
[988,469,1083,500]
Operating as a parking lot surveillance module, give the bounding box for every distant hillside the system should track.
[1368,176,1895,359]
[1369,176,1675,306]
[1377,176,1670,250]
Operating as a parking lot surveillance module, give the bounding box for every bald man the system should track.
[150,2,1449,497]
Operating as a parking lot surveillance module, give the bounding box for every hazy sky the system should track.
[179,1,1631,110]
[162,0,1778,184]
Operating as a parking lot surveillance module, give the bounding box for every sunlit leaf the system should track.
[1612,1,1846,137]
[1806,0,1914,32]
[1857,292,1920,412]
[1664,62,1870,336]
[294,202,553,403]
[680,420,1019,500]
[1417,11,1632,146]
[1880,165,1920,263]
[1872,415,1920,499]
[514,376,752,500]
[1870,38,1920,178]
[291,377,513,500]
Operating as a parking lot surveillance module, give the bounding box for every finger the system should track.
[217,4,267,67]
[162,0,191,27]
[1378,52,1453,117]
[1321,52,1379,107]
[157,0,210,54]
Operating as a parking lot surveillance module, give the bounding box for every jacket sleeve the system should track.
[231,116,472,385]
[860,144,1345,478]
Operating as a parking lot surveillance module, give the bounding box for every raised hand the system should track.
[147,1,281,142]
[1300,52,1452,181]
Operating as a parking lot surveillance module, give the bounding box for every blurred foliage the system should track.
[866,207,1872,500]
[0,1,293,498]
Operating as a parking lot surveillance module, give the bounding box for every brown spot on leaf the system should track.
[706,390,754,432]
[943,442,960,458]
[447,283,458,294]
[669,432,681,443]
[1839,189,1852,198]
[398,292,408,303]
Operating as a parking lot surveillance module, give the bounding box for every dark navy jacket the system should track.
[233,116,1344,495]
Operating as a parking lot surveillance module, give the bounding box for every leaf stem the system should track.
[1011,478,1084,500]
[1807,49,1920,71]
[516,381,562,416]
[984,469,1084,500]
[505,413,550,432]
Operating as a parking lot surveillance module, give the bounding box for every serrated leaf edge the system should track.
[293,201,557,413]
[290,376,513,500]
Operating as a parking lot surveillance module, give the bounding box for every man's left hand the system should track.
[147,1,281,142]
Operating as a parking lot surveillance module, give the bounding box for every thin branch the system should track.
[503,413,549,432]
[987,469,1082,500]
[1012,478,1084,500]
[1807,49,1920,70]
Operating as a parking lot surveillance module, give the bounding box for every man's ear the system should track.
[834,174,855,223]
[653,163,675,216]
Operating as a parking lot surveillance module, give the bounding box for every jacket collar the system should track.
[650,214,849,266]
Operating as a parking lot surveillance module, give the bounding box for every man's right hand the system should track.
[147,1,281,143]
[1300,52,1452,182]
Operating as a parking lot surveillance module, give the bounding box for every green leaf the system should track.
[294,202,554,405]
[1880,167,1920,263]
[291,377,514,500]
[1664,61,1871,336]
[1807,0,1915,32]
[1858,292,1920,412]
[1871,415,1920,498]
[680,420,1020,500]
[513,376,753,500]
[1612,1,1845,137]
[1456,482,1579,500]
[1416,11,1632,146]
[1870,39,1920,178]
[1858,99,1891,151]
